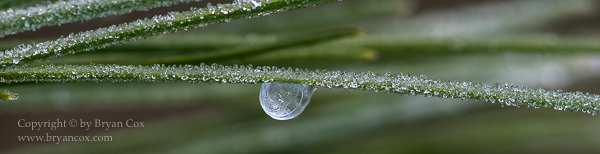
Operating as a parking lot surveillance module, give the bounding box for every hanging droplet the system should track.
[259,82,317,120]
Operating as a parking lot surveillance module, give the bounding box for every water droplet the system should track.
[259,82,317,120]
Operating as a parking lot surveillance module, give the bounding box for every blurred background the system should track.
[2,0,600,153]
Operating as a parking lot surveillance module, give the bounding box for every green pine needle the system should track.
[0,0,341,68]
[142,28,364,65]
[0,0,202,37]
[1,63,598,115]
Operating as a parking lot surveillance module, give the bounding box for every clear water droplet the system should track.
[259,82,317,120]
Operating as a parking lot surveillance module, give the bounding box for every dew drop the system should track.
[259,82,317,120]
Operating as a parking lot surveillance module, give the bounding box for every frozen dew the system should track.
[259,82,317,120]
